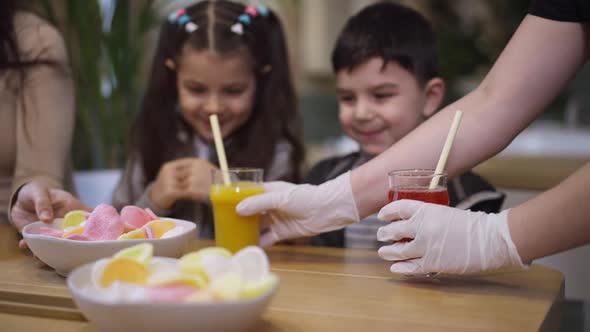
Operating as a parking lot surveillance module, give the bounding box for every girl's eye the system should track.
[223,87,246,95]
[187,86,206,94]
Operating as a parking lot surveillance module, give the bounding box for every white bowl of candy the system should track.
[22,204,196,276]
[67,244,278,332]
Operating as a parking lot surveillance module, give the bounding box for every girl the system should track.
[112,0,304,239]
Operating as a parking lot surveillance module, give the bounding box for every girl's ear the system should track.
[165,59,177,71]
[422,77,445,118]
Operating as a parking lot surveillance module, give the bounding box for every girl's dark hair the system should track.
[132,0,303,183]
[331,1,439,85]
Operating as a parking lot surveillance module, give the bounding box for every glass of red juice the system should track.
[387,169,449,277]
[388,169,449,206]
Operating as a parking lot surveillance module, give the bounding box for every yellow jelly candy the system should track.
[209,272,242,301]
[147,274,206,289]
[61,210,86,230]
[179,247,232,280]
[184,289,214,303]
[113,243,153,266]
[62,226,84,238]
[117,228,147,240]
[143,220,175,238]
[240,273,278,300]
[99,257,149,288]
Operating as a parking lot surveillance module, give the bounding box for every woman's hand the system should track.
[11,181,90,248]
[237,172,360,247]
[150,158,218,210]
[376,200,526,275]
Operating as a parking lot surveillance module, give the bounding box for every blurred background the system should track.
[21,1,590,330]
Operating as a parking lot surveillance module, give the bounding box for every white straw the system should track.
[209,114,231,186]
[429,110,463,190]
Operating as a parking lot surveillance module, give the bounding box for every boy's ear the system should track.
[422,78,445,118]
[165,59,177,71]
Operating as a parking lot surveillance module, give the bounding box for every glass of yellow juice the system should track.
[210,168,264,253]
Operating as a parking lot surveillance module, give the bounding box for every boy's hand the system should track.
[237,172,360,247]
[11,181,90,232]
[150,158,218,209]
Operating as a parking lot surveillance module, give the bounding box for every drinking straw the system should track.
[429,110,463,190]
[209,114,231,186]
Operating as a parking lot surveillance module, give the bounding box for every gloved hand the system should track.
[376,200,526,275]
[237,172,360,247]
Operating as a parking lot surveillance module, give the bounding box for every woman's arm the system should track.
[352,15,589,217]
[510,162,590,261]
[10,17,75,218]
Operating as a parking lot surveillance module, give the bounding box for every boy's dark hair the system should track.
[331,1,438,85]
[132,0,304,183]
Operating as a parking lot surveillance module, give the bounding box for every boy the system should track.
[305,2,504,248]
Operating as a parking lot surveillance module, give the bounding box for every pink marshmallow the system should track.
[121,206,154,229]
[84,204,124,240]
[144,226,155,239]
[148,285,199,303]
[39,227,64,238]
[64,234,91,241]
[144,208,159,220]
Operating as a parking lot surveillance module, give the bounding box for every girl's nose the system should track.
[204,95,222,114]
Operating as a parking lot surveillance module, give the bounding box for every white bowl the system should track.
[67,258,277,332]
[22,218,196,276]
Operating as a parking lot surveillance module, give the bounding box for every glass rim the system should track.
[211,167,263,174]
[387,168,447,178]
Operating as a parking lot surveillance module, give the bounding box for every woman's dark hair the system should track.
[132,0,303,183]
[331,1,439,86]
[0,0,56,70]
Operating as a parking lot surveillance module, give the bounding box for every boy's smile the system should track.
[336,57,444,156]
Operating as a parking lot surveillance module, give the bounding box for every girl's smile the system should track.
[171,47,256,143]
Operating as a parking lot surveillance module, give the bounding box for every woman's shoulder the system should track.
[13,11,68,62]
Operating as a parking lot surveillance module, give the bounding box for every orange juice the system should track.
[210,182,264,253]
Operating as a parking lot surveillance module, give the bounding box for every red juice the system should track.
[387,188,449,243]
[388,188,450,205]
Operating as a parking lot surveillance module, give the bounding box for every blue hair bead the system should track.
[178,15,190,25]
[238,14,251,25]
[168,12,177,23]
[256,5,269,17]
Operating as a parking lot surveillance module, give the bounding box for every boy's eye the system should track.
[338,95,356,103]
[373,93,393,100]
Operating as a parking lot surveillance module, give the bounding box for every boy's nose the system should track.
[353,100,375,121]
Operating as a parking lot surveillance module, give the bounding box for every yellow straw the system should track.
[209,114,231,186]
[429,110,463,190]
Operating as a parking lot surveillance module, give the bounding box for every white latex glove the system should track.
[237,172,360,247]
[376,200,526,275]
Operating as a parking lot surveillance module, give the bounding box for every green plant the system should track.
[35,0,157,169]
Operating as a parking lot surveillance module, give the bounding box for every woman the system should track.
[236,0,590,275]
[1,0,86,234]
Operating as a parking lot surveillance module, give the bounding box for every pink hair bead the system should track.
[245,6,258,17]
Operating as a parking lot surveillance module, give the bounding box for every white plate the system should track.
[67,258,277,332]
[22,218,196,276]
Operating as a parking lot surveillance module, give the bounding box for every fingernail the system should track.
[40,211,51,219]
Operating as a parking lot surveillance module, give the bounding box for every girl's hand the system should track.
[150,158,218,209]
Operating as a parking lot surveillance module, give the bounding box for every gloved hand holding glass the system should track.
[237,172,360,247]
[376,200,527,274]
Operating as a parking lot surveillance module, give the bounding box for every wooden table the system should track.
[0,224,564,331]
